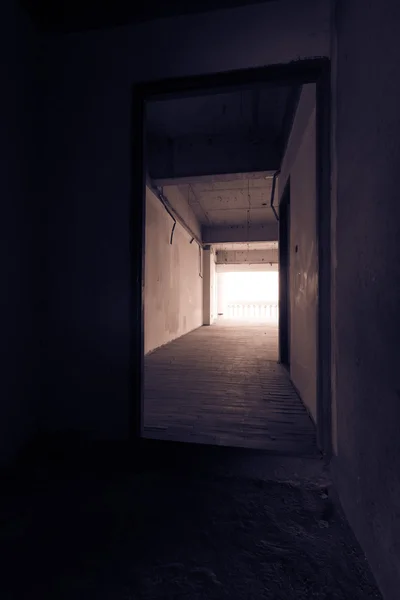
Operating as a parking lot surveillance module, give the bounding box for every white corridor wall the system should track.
[145,187,203,353]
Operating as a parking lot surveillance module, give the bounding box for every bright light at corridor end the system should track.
[218,271,279,322]
[225,272,278,302]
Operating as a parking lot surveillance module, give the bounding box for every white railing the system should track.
[225,302,279,321]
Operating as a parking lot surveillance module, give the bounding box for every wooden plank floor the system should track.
[144,320,317,455]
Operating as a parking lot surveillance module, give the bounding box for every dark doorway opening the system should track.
[130,58,331,455]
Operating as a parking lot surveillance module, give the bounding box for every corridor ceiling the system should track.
[159,171,279,229]
[147,85,300,180]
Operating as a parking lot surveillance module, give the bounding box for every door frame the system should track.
[278,178,291,368]
[130,58,332,455]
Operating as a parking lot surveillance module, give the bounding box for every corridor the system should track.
[144,321,316,455]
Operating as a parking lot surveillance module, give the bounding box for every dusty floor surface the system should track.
[145,322,316,453]
[0,440,382,599]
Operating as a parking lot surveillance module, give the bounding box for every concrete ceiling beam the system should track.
[151,171,277,187]
[148,133,281,180]
[202,222,278,244]
[215,248,278,264]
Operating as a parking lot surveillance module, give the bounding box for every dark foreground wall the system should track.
[332,2,400,598]
[0,1,40,464]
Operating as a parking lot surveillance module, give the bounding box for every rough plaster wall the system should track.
[290,109,317,422]
[0,1,40,464]
[144,188,203,354]
[278,84,316,200]
[332,2,400,598]
[280,87,317,422]
[47,0,330,81]
[40,0,330,438]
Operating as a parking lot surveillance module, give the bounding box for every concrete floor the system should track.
[144,321,316,455]
[1,441,382,599]
[2,328,381,599]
